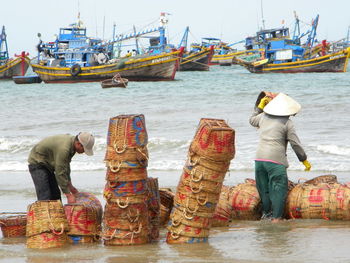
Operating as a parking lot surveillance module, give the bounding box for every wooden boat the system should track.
[178,46,214,71]
[101,74,128,88]
[32,16,183,83]
[32,50,183,83]
[13,75,42,84]
[0,26,30,79]
[234,48,350,73]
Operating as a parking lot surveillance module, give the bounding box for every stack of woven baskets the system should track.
[64,192,103,244]
[167,118,235,244]
[147,177,161,241]
[159,188,175,225]
[102,114,152,245]
[26,200,68,249]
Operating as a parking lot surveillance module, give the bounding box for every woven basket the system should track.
[180,170,223,194]
[26,200,69,237]
[104,180,148,199]
[147,177,160,211]
[68,235,98,244]
[212,185,232,227]
[159,188,175,210]
[106,114,148,147]
[105,160,148,170]
[176,181,221,205]
[0,214,27,237]
[160,205,171,225]
[167,222,209,238]
[169,206,212,229]
[186,152,230,175]
[64,193,102,236]
[102,224,150,245]
[255,91,278,108]
[229,179,261,220]
[104,202,149,221]
[104,145,149,164]
[104,216,149,231]
[26,232,67,249]
[106,167,148,182]
[104,235,149,246]
[166,231,208,244]
[286,182,350,220]
[302,174,338,185]
[190,118,235,162]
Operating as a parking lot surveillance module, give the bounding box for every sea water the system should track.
[1,65,350,262]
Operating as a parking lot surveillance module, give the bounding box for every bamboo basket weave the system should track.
[102,224,150,246]
[190,118,235,162]
[106,167,148,182]
[286,182,350,220]
[170,206,212,229]
[0,214,27,237]
[167,222,209,238]
[104,203,148,220]
[160,205,171,225]
[166,231,208,244]
[186,152,230,175]
[105,160,148,171]
[229,179,261,220]
[180,170,223,194]
[176,181,221,205]
[147,177,160,240]
[212,185,233,227]
[104,235,149,246]
[27,232,67,249]
[105,145,149,165]
[64,193,102,236]
[105,180,148,197]
[303,174,338,185]
[105,114,148,158]
[159,188,174,211]
[26,200,69,237]
[185,152,230,174]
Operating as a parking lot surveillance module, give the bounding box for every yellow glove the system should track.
[257,96,272,110]
[302,160,311,171]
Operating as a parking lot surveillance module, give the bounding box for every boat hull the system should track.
[179,47,213,71]
[238,48,350,73]
[32,51,182,83]
[13,75,42,84]
[0,57,30,79]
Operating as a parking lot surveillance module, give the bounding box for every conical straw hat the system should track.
[263,93,301,116]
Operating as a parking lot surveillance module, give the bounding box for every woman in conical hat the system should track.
[250,92,311,222]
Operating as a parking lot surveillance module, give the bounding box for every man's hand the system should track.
[68,182,79,194]
[65,193,76,204]
[258,96,272,110]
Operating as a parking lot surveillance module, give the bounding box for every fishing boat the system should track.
[0,26,30,79]
[234,15,350,73]
[13,75,42,84]
[176,27,214,71]
[31,15,183,83]
[101,74,128,88]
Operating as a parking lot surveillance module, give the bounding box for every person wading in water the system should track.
[28,132,95,204]
[250,93,311,223]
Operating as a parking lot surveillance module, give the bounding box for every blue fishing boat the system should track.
[234,15,350,73]
[0,26,30,79]
[31,14,183,83]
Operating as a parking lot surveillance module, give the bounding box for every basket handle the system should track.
[113,143,127,154]
[190,167,203,182]
[189,181,203,194]
[170,230,182,239]
[108,161,122,173]
[117,198,129,208]
[196,194,208,206]
[183,208,194,220]
[51,223,65,235]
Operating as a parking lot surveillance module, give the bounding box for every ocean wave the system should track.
[315,144,350,156]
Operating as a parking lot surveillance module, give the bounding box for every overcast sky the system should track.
[2,0,349,56]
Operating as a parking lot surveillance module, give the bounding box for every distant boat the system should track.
[234,15,350,73]
[0,26,30,79]
[31,15,183,83]
[13,75,42,84]
[179,46,214,71]
[101,74,128,88]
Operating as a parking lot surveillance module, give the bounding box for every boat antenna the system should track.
[260,0,265,29]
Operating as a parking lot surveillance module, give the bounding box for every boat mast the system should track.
[292,11,301,44]
[0,26,9,60]
[133,25,139,54]
[260,0,265,30]
[178,26,189,50]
